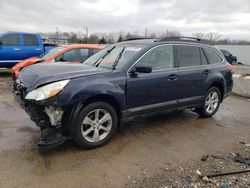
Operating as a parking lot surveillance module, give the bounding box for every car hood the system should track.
[19,63,109,91]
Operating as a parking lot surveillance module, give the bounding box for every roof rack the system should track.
[122,37,155,41]
[155,37,213,45]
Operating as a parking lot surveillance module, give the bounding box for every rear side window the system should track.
[137,45,174,71]
[203,48,223,64]
[1,34,20,46]
[57,48,89,62]
[89,49,100,56]
[177,45,201,67]
[24,34,39,46]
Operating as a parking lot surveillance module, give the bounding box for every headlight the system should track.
[25,80,69,101]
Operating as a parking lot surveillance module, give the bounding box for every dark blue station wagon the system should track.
[13,37,233,150]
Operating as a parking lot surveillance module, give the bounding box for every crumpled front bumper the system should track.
[13,80,69,150]
[13,89,51,129]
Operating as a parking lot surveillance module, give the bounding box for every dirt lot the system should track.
[0,69,250,188]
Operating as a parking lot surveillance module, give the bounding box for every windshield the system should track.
[39,47,65,59]
[84,44,145,70]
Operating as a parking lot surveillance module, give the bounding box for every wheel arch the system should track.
[206,81,225,102]
[82,94,121,118]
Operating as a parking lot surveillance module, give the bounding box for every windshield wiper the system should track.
[112,47,125,70]
[93,46,116,67]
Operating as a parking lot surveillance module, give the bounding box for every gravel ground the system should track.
[125,144,250,187]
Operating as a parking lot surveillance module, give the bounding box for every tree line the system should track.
[41,30,250,45]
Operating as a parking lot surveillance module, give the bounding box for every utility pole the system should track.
[83,26,88,43]
[56,27,59,37]
[145,28,148,38]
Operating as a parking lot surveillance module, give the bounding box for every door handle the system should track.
[35,48,42,51]
[13,48,21,51]
[203,70,211,75]
[167,74,178,81]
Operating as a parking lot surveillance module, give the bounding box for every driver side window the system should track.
[137,45,174,71]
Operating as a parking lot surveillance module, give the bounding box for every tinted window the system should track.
[56,49,89,62]
[39,47,65,59]
[204,48,223,64]
[221,49,230,56]
[177,46,201,67]
[137,45,174,71]
[89,49,101,56]
[24,34,39,46]
[1,34,20,46]
[200,48,208,65]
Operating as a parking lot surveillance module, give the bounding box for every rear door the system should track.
[176,45,211,103]
[0,33,22,66]
[126,45,179,116]
[21,34,42,59]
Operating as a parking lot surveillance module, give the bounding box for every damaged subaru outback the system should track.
[13,37,233,150]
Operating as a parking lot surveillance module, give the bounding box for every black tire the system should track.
[196,87,221,117]
[70,102,118,149]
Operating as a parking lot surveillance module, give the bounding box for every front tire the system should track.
[70,102,118,149]
[196,87,221,117]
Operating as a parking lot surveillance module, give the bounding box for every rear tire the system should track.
[196,87,221,117]
[70,102,118,149]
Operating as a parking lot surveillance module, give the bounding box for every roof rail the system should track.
[155,37,213,45]
[122,37,155,41]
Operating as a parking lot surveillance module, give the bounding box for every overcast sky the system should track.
[1,0,250,40]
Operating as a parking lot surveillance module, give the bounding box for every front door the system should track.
[126,45,179,116]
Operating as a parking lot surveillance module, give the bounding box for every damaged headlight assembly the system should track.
[25,80,70,101]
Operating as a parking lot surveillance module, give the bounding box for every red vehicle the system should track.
[12,44,103,78]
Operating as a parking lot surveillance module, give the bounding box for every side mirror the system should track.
[134,63,152,73]
[0,39,3,45]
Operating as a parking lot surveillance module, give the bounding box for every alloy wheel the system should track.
[205,91,219,114]
[81,109,112,143]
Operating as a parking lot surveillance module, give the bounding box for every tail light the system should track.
[227,63,234,73]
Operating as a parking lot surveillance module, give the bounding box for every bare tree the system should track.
[88,34,99,44]
[165,30,182,37]
[205,32,221,43]
[192,32,206,39]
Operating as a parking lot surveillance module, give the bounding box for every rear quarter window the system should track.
[203,48,223,64]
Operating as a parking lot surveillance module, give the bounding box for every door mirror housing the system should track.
[134,63,152,73]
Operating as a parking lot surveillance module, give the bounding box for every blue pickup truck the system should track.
[0,32,56,68]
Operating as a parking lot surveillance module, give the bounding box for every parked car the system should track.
[220,49,237,64]
[11,44,103,78]
[13,37,233,150]
[0,32,56,68]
